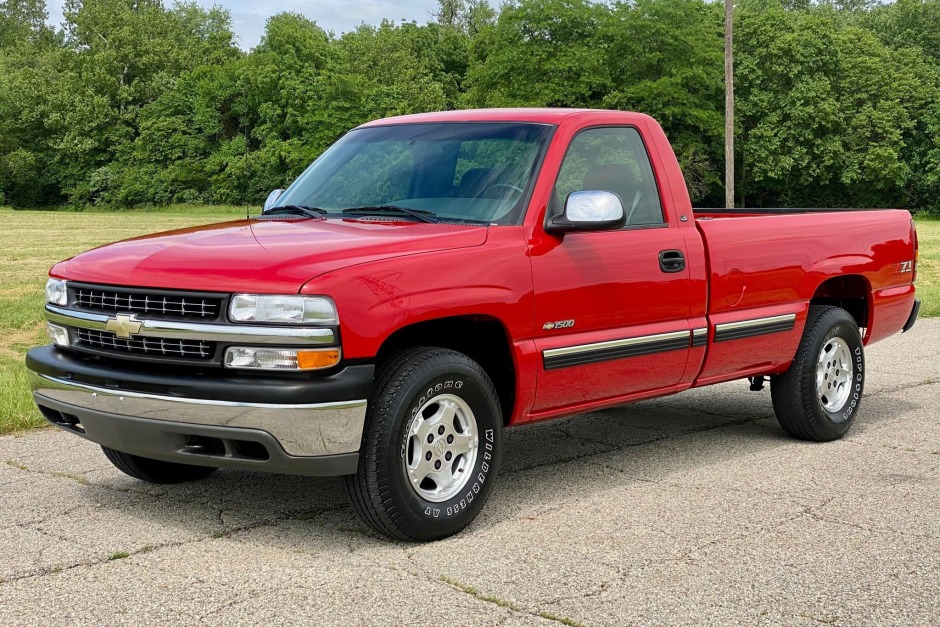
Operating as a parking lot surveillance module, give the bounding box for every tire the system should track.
[345,347,503,541]
[101,446,217,484]
[771,306,865,441]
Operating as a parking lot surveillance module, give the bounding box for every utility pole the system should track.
[725,0,734,208]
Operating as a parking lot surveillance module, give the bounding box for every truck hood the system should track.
[51,217,489,293]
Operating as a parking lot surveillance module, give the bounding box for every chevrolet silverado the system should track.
[26,109,920,540]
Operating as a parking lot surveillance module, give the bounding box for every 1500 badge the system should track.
[543,319,575,331]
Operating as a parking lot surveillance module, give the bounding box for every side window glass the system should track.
[551,127,664,226]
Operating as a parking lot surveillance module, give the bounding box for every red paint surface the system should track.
[50,109,918,426]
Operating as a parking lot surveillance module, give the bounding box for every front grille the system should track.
[76,328,215,360]
[73,286,223,320]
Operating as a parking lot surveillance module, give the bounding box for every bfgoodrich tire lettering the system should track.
[771,306,865,442]
[344,347,503,541]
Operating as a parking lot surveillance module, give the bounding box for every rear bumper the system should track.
[26,346,373,475]
[902,299,921,333]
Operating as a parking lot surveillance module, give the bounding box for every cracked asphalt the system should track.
[2,320,939,626]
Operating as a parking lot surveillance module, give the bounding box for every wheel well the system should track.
[375,316,516,424]
[810,275,871,331]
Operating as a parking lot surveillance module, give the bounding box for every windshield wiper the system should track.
[265,205,327,219]
[342,204,440,224]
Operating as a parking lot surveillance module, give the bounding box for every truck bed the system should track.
[694,207,894,217]
[692,207,916,359]
[695,209,914,385]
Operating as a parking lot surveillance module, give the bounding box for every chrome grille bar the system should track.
[76,328,215,360]
[75,287,222,319]
[45,305,336,346]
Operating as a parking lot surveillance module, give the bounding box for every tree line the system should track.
[1,0,940,211]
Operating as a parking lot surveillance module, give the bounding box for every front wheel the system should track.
[771,306,865,441]
[345,347,503,541]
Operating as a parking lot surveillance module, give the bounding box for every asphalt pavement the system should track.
[2,320,939,626]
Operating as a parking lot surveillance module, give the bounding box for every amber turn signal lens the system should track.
[297,348,341,370]
[224,346,341,371]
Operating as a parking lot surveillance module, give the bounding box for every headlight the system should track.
[223,347,341,371]
[229,294,338,325]
[45,278,68,306]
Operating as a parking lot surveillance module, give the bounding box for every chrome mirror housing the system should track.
[263,189,285,212]
[546,190,626,233]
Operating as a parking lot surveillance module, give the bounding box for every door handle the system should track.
[659,250,685,273]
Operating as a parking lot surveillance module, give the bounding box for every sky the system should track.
[45,0,442,50]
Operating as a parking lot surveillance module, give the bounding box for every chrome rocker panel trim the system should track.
[713,313,797,343]
[542,330,691,370]
[29,372,366,457]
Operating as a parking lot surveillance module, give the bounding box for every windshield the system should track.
[272,122,554,225]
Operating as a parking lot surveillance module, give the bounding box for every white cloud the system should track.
[45,0,441,50]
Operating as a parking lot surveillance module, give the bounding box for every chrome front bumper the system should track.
[27,341,373,475]
[30,371,367,458]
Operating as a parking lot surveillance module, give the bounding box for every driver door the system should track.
[529,126,692,412]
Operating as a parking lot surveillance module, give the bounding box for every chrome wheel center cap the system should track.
[816,336,854,413]
[404,394,479,503]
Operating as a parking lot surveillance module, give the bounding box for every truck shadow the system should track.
[80,384,919,550]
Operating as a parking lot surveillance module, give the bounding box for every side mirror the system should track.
[546,190,626,233]
[263,189,285,212]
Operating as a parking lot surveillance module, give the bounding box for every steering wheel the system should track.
[481,183,524,199]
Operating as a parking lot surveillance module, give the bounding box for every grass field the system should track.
[1,209,938,435]
[0,206,247,434]
[916,217,940,318]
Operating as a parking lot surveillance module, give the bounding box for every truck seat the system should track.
[582,165,642,223]
[582,165,663,225]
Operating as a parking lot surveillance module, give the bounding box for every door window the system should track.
[551,127,663,226]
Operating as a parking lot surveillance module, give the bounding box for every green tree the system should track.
[0,0,48,47]
[464,0,611,107]
[735,4,845,206]
[0,0,60,205]
[338,21,450,117]
[864,0,940,63]
[602,0,725,202]
[735,2,940,210]
[50,0,238,204]
[3,0,940,213]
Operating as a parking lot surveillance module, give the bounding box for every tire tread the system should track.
[344,347,500,541]
[771,305,862,442]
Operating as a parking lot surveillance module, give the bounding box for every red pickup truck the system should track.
[27,109,920,540]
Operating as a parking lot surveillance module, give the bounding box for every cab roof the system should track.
[356,108,651,128]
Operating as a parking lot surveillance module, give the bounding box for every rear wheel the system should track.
[101,446,217,483]
[771,306,865,441]
[345,347,503,541]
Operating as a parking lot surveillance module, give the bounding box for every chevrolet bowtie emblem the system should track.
[105,314,143,338]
